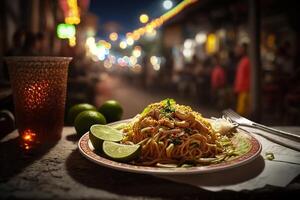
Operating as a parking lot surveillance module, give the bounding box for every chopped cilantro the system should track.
[160,98,176,118]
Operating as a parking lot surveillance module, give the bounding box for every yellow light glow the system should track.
[69,36,76,47]
[206,33,218,54]
[146,29,157,38]
[130,0,197,42]
[22,129,36,142]
[65,0,80,25]
[65,17,80,25]
[120,41,127,49]
[137,28,145,35]
[132,32,141,41]
[132,49,141,58]
[109,32,118,41]
[98,40,106,45]
[86,37,95,46]
[129,56,137,66]
[126,37,134,46]
[139,14,149,24]
[146,25,154,33]
[105,42,111,49]
[98,40,111,49]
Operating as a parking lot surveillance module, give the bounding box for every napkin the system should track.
[156,127,300,192]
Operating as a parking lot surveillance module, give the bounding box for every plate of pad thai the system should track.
[78,99,261,174]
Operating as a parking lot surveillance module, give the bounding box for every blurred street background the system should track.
[1,0,300,133]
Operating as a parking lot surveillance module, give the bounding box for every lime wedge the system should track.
[102,141,141,162]
[111,123,127,130]
[89,125,123,151]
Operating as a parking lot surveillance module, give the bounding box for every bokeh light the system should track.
[163,0,173,10]
[57,23,76,39]
[126,37,134,46]
[139,14,149,24]
[195,33,207,44]
[132,46,142,57]
[119,41,127,49]
[109,32,118,41]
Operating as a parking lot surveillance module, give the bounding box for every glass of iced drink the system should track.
[5,57,72,151]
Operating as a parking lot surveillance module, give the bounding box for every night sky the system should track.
[89,0,180,38]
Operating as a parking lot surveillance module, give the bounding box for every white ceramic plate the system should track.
[78,119,262,175]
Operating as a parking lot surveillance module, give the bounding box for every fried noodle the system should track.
[122,99,235,166]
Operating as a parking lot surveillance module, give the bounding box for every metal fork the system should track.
[222,109,300,142]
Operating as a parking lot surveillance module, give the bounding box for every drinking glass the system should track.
[5,57,72,150]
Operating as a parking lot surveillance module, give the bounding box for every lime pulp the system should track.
[102,141,140,162]
[89,124,123,151]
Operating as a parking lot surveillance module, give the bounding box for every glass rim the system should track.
[4,56,73,62]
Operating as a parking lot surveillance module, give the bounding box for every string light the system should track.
[65,0,80,25]
[69,36,76,47]
[130,0,197,41]
[139,14,149,23]
[163,0,173,10]
[86,0,198,60]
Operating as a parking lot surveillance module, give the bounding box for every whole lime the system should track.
[67,103,96,125]
[98,100,123,123]
[74,110,106,137]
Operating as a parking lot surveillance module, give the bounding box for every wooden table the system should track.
[0,127,299,199]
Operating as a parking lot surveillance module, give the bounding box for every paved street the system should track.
[94,74,220,120]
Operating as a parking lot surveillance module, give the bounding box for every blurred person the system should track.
[234,43,250,116]
[210,53,227,108]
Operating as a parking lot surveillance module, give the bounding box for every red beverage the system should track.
[6,57,72,151]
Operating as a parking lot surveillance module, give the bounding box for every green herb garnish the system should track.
[160,98,176,118]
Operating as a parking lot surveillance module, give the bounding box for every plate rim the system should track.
[78,119,262,175]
